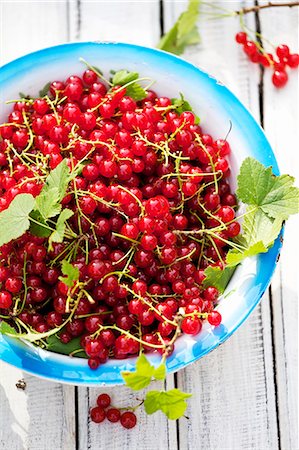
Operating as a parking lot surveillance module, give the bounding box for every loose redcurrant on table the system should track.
[120,411,137,429]
[235,31,298,88]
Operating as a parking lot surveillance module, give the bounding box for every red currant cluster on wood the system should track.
[90,393,137,429]
[0,65,238,368]
[235,32,299,88]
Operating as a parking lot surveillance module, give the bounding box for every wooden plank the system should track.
[0,2,76,450]
[0,362,76,450]
[163,1,280,448]
[259,3,299,449]
[70,0,161,47]
[0,0,69,65]
[67,2,178,449]
[77,379,177,450]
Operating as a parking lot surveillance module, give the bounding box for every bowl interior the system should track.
[0,42,281,385]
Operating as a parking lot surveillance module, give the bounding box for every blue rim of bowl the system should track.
[0,42,282,385]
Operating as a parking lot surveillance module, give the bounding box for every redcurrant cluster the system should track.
[235,31,299,88]
[0,66,237,368]
[90,393,137,429]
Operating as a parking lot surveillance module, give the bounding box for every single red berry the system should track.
[83,69,98,85]
[145,196,169,219]
[235,32,247,44]
[97,393,111,408]
[120,411,137,429]
[287,53,299,68]
[243,41,257,56]
[208,310,222,326]
[90,406,106,423]
[272,70,288,88]
[88,357,100,370]
[5,277,22,294]
[107,408,121,423]
[276,44,290,59]
[181,317,202,335]
[0,290,13,309]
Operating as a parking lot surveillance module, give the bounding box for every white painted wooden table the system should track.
[0,1,298,449]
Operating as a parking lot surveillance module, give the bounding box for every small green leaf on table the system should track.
[157,0,201,55]
[144,388,192,420]
[122,354,166,390]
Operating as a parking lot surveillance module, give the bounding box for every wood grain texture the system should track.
[0,0,69,65]
[0,1,297,449]
[162,1,283,449]
[70,0,161,47]
[260,3,299,449]
[68,2,178,449]
[0,362,76,450]
[0,2,76,450]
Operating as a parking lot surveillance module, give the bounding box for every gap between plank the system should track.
[159,0,165,37]
[254,0,264,128]
[76,0,82,40]
[174,372,180,450]
[66,0,71,42]
[269,284,282,450]
[75,386,80,450]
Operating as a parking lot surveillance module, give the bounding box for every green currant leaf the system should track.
[153,363,166,380]
[32,160,71,228]
[29,210,51,237]
[39,81,51,97]
[157,0,201,55]
[239,208,282,249]
[203,265,236,293]
[41,159,71,204]
[0,321,17,336]
[0,194,35,246]
[226,242,267,267]
[144,389,192,420]
[0,319,65,342]
[125,83,147,101]
[122,354,166,390]
[48,208,74,249]
[47,334,87,358]
[59,260,79,288]
[171,93,200,123]
[112,70,139,86]
[35,187,61,220]
[111,70,147,100]
[237,157,299,220]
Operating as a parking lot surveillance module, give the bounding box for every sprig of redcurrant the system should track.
[90,393,138,429]
[235,31,299,88]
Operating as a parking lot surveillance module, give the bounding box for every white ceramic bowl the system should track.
[0,42,282,385]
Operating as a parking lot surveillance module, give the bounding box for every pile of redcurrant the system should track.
[90,393,137,429]
[0,65,238,368]
[235,31,299,88]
